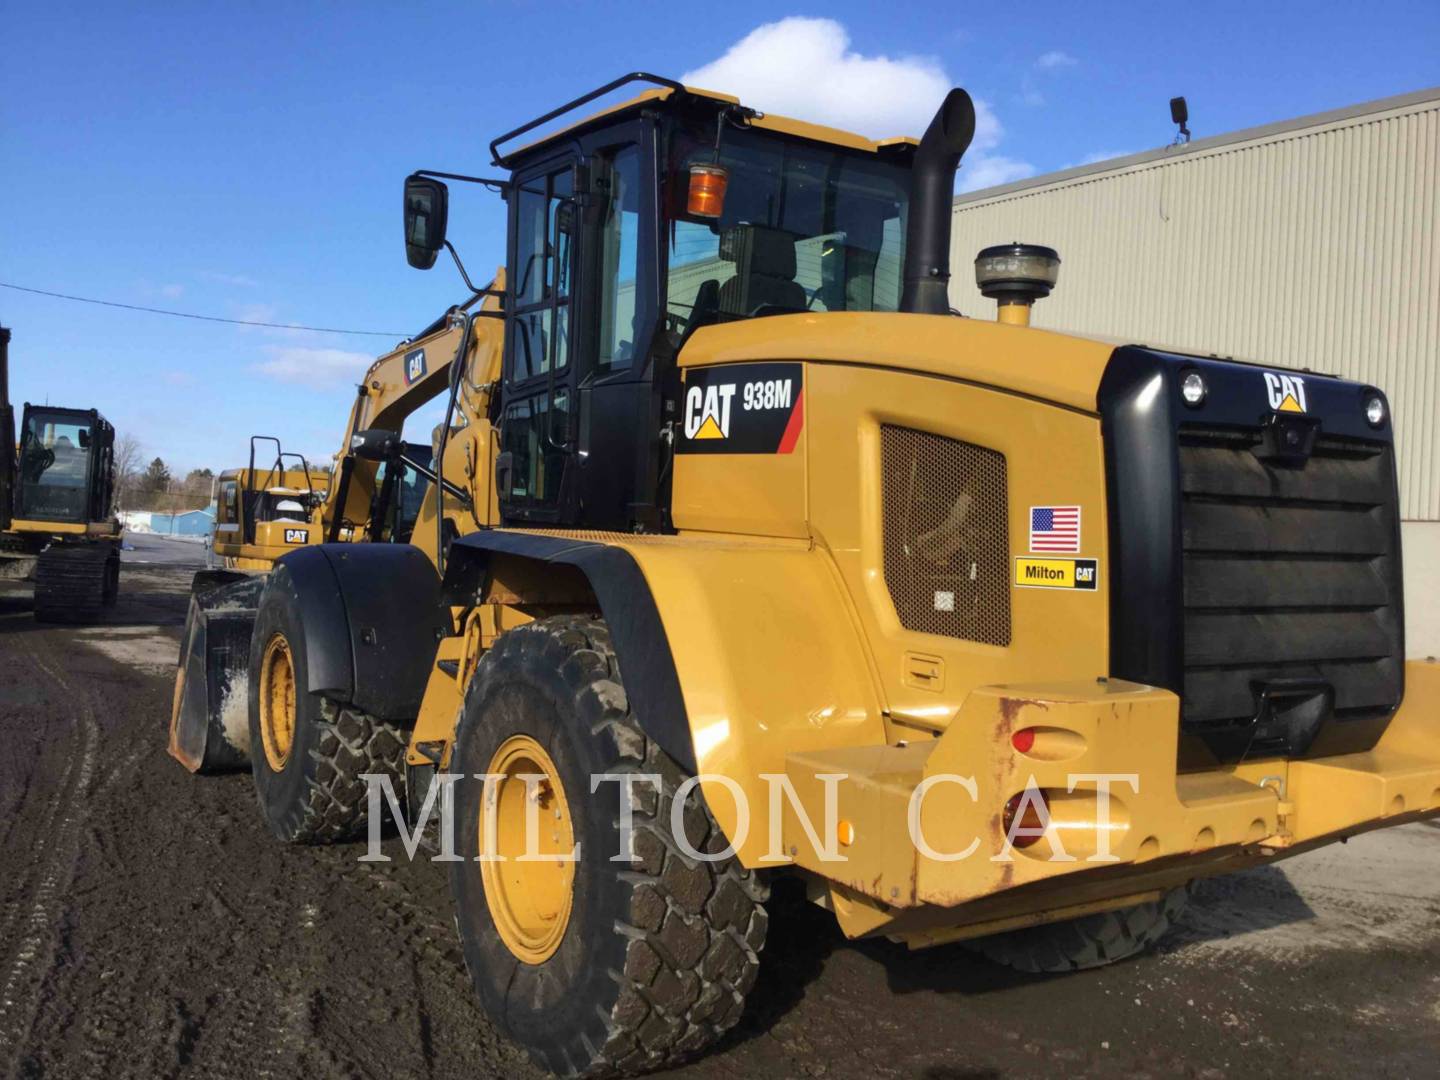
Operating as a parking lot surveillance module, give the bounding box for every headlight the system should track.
[1364,395,1386,428]
[1181,371,1207,407]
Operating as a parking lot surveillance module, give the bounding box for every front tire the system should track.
[247,576,407,843]
[450,616,768,1077]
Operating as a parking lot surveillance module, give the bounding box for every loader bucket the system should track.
[169,572,265,773]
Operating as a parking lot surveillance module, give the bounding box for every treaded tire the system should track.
[450,615,768,1078]
[34,541,118,622]
[247,577,407,844]
[965,886,1191,974]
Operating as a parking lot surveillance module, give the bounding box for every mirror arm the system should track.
[444,241,484,296]
[413,169,510,193]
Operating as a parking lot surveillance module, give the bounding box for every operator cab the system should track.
[220,436,328,545]
[14,404,115,524]
[372,442,433,544]
[405,74,924,533]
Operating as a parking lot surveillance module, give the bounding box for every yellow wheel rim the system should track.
[258,633,297,771]
[480,735,576,965]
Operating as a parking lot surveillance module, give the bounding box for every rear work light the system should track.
[1011,728,1036,753]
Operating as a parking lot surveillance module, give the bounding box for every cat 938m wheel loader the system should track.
[0,326,121,621]
[170,74,1440,1076]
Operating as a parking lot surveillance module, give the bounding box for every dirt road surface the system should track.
[2,544,1437,1079]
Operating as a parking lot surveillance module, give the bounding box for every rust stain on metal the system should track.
[996,694,1049,731]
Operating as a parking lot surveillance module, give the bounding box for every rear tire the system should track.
[450,615,768,1077]
[247,577,407,843]
[964,887,1190,974]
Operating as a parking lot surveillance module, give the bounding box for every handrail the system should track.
[489,72,685,166]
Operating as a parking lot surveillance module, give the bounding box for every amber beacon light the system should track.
[687,163,729,218]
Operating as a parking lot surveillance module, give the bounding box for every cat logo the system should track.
[284,528,307,545]
[684,382,737,440]
[677,362,804,455]
[1264,371,1307,414]
[404,347,427,386]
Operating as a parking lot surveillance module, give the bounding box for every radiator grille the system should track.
[880,426,1010,646]
[1178,426,1403,740]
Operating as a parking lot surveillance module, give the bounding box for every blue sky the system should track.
[3,2,1437,473]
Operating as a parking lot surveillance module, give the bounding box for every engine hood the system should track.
[679,311,1117,414]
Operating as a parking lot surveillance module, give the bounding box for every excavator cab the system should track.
[14,405,116,526]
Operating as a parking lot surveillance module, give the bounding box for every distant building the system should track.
[950,87,1440,654]
[122,507,215,537]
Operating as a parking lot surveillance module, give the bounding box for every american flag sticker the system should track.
[1030,506,1081,553]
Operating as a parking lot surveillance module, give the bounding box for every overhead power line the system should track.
[0,281,406,338]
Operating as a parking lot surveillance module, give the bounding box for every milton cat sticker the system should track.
[678,362,804,455]
[404,347,427,385]
[1264,371,1307,413]
[1013,557,1098,590]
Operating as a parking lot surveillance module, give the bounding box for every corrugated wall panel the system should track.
[950,95,1440,520]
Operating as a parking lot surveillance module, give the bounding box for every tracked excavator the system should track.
[0,325,121,621]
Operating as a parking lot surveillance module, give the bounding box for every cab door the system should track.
[498,160,579,524]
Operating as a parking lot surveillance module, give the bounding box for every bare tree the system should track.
[114,433,144,509]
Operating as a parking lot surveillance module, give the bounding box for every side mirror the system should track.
[350,428,402,462]
[403,175,449,270]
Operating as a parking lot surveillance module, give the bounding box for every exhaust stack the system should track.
[899,89,977,315]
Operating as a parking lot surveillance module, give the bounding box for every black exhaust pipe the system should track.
[899,89,977,315]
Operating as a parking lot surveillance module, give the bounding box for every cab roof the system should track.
[501,79,919,167]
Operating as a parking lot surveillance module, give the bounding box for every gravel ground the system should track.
[0,552,1437,1079]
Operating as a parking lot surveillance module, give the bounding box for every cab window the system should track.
[597,145,641,371]
[509,167,573,383]
[664,126,908,331]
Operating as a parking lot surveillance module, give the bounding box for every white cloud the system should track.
[682,17,1009,149]
[251,345,372,388]
[201,271,261,288]
[958,155,1036,193]
[159,283,185,299]
[1036,50,1077,70]
[680,17,1028,186]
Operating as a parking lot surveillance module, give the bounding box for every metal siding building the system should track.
[949,87,1440,654]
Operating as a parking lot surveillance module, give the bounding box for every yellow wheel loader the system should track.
[172,74,1440,1076]
[209,436,333,570]
[0,326,122,621]
[170,303,492,770]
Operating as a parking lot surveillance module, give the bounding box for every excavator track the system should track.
[33,541,120,623]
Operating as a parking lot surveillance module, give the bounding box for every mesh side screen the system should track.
[880,425,1011,646]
